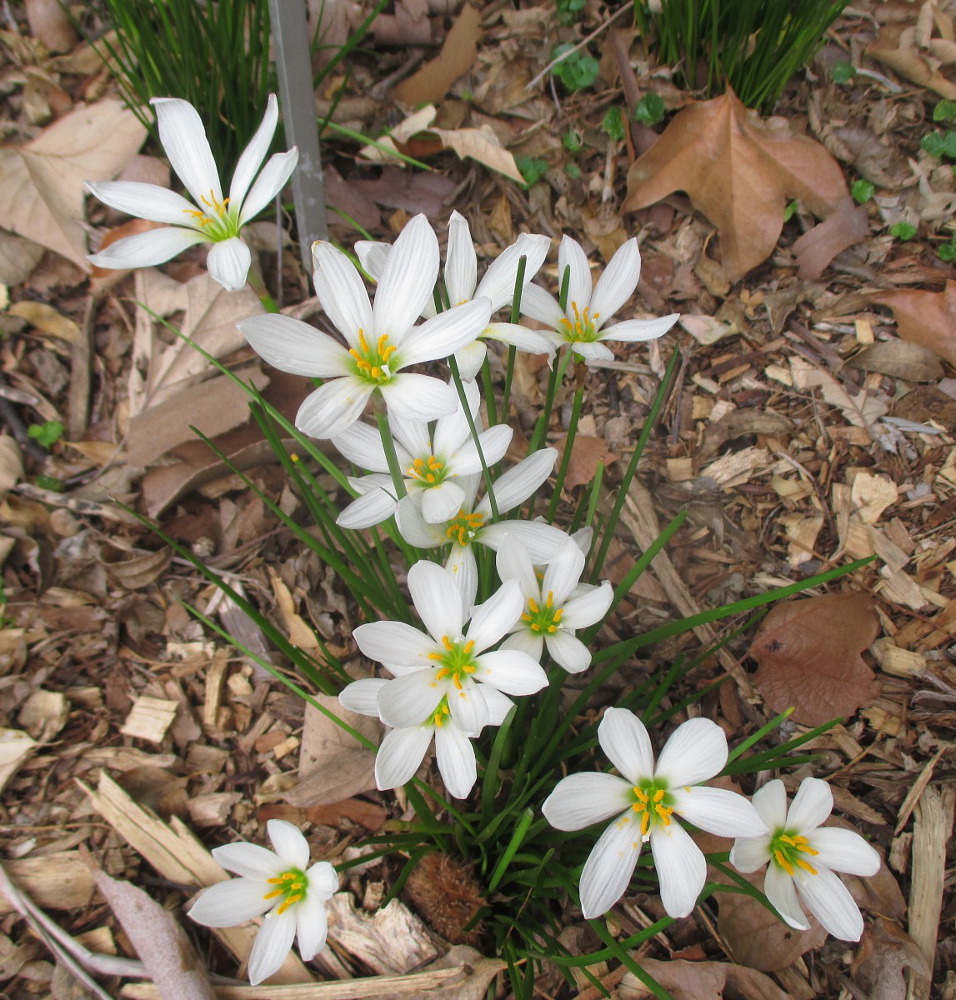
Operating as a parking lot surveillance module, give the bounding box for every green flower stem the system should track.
[487,807,535,892]
[449,356,499,520]
[500,345,517,423]
[246,267,280,313]
[546,366,585,523]
[376,409,408,502]
[481,356,498,428]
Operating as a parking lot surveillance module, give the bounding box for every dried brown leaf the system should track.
[871,282,956,366]
[867,24,956,100]
[394,4,481,105]
[557,433,618,490]
[749,593,881,725]
[0,436,23,499]
[623,89,848,282]
[792,196,870,280]
[620,957,790,1000]
[847,340,943,383]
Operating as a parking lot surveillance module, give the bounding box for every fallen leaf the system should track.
[0,232,44,286]
[851,471,898,525]
[25,0,77,52]
[557,434,618,489]
[394,4,481,105]
[0,437,23,499]
[93,868,215,1000]
[749,593,881,726]
[0,99,146,269]
[871,282,956,366]
[847,340,943,383]
[623,89,848,282]
[619,957,790,1000]
[0,729,37,794]
[853,917,933,1000]
[792,196,870,280]
[8,300,81,343]
[867,23,956,100]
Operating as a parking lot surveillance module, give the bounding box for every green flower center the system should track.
[521,590,564,634]
[630,780,674,839]
[559,301,600,343]
[349,329,398,385]
[770,830,819,877]
[183,190,239,241]
[427,695,452,727]
[444,508,485,546]
[263,867,308,914]
[428,635,478,690]
[408,454,447,487]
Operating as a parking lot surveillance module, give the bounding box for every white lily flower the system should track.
[357,211,555,379]
[542,708,767,920]
[188,819,338,985]
[395,447,567,605]
[88,95,298,292]
[239,215,492,439]
[730,777,880,942]
[352,561,547,737]
[340,676,513,798]
[497,538,612,674]
[333,378,512,528]
[521,235,680,363]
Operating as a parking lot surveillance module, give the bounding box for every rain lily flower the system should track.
[340,676,513,798]
[88,95,298,292]
[395,447,567,605]
[352,560,547,736]
[730,777,880,941]
[357,211,555,378]
[543,708,767,919]
[497,538,612,673]
[521,235,679,363]
[188,819,338,985]
[333,377,512,528]
[239,215,492,439]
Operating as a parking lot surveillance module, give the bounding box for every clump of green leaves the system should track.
[851,179,875,204]
[556,0,586,25]
[601,106,625,141]
[635,0,849,111]
[634,92,666,125]
[889,222,917,241]
[551,45,600,92]
[27,420,63,450]
[515,156,550,187]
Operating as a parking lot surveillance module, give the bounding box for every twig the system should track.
[0,372,46,463]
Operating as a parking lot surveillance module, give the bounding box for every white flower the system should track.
[542,708,767,920]
[88,95,298,292]
[333,377,512,528]
[357,211,555,379]
[340,676,512,798]
[188,820,338,985]
[352,561,547,737]
[238,215,492,439]
[395,447,568,605]
[497,538,612,673]
[730,777,881,942]
[521,235,679,363]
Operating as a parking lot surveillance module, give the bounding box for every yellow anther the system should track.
[795,858,818,875]
[528,598,540,614]
[442,636,455,651]
[774,849,795,876]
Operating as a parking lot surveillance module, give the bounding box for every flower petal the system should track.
[579,813,643,919]
[654,718,728,787]
[355,240,389,282]
[669,786,768,838]
[786,778,833,834]
[482,322,556,360]
[294,891,329,960]
[248,908,297,985]
[750,779,789,831]
[571,340,615,362]
[501,629,544,662]
[480,520,569,563]
[395,495,447,549]
[432,377,478,454]
[544,629,592,673]
[476,232,552,312]
[495,539,539,602]
[377,671,444,729]
[447,679,490,734]
[239,148,299,224]
[230,93,279,208]
[207,236,252,291]
[374,214,439,338]
[213,842,280,879]
[338,677,387,718]
[398,298,491,368]
[793,865,865,941]
[87,181,199,225]
[650,820,707,918]
[451,425,513,476]
[408,560,464,642]
[764,862,809,930]
[188,878,272,927]
[435,722,478,798]
[445,543,479,609]
[474,649,547,695]
[444,211,478,305]
[599,314,680,343]
[152,97,222,207]
[375,725,432,788]
[267,820,310,869]
[560,581,613,630]
[542,772,632,831]
[588,237,640,326]
[520,283,564,328]
[467,578,523,652]
[88,226,207,270]
[482,448,556,514]
[239,314,350,377]
[332,422,391,471]
[810,827,880,876]
[296,378,373,439]
[484,686,515,726]
[336,488,397,530]
[420,481,464,523]
[353,620,436,666]
[558,235,594,321]
[729,835,773,874]
[305,861,339,899]
[311,240,373,347]
[598,708,655,785]
[542,540,585,605]
[382,373,458,424]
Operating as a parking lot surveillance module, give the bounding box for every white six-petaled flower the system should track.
[730,777,880,942]
[353,560,547,737]
[333,378,512,528]
[88,95,298,292]
[521,235,679,363]
[542,707,767,920]
[239,215,491,439]
[357,211,555,379]
[497,537,612,674]
[188,819,338,985]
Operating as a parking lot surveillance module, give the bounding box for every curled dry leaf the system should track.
[871,282,956,367]
[556,433,618,490]
[0,436,23,499]
[623,89,848,283]
[748,593,881,726]
[394,4,481,105]
[619,957,790,1000]
[867,22,956,101]
[792,196,870,280]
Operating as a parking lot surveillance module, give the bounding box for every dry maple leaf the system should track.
[623,89,848,283]
[748,593,881,726]
[871,281,956,366]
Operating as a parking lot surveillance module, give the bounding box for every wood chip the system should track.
[325,895,438,974]
[120,697,178,743]
[0,851,95,915]
[0,729,36,793]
